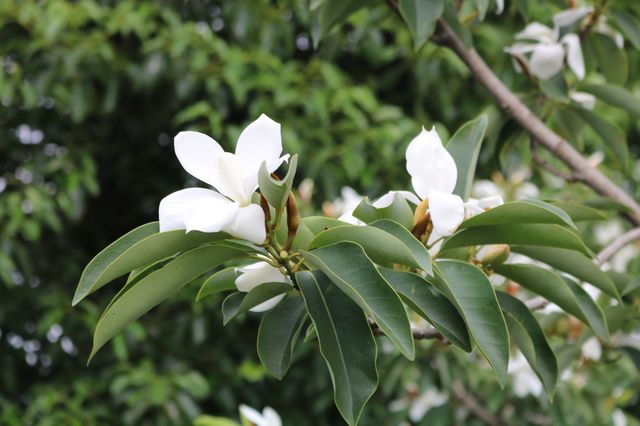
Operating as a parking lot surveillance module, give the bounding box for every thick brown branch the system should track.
[433,19,640,225]
[597,228,640,264]
[530,138,578,182]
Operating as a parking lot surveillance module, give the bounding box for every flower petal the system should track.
[224,204,267,244]
[569,91,596,110]
[183,197,239,234]
[553,6,593,29]
[263,407,282,426]
[560,33,585,80]
[158,188,231,232]
[530,43,565,80]
[239,405,265,425]
[235,261,289,313]
[495,0,504,14]
[235,114,285,176]
[429,190,465,236]
[213,152,252,205]
[406,127,457,199]
[373,190,421,208]
[174,131,224,187]
[515,22,557,44]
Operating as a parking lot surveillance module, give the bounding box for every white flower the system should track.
[613,409,628,426]
[505,21,585,80]
[158,114,289,244]
[581,336,602,361]
[235,262,290,312]
[464,195,504,219]
[569,91,596,110]
[333,186,365,225]
[508,351,542,397]
[408,388,448,422]
[552,6,593,29]
[495,0,504,15]
[239,405,282,426]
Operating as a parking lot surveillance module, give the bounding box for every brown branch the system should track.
[432,19,640,225]
[597,228,640,264]
[368,319,448,342]
[530,137,578,182]
[452,381,507,426]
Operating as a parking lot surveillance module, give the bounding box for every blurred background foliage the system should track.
[2,0,640,424]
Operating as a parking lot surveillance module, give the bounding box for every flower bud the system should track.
[279,250,289,259]
[479,244,511,265]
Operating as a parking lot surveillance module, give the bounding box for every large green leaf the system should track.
[258,154,298,209]
[311,0,368,47]
[433,260,509,384]
[587,32,628,84]
[497,292,558,397]
[549,201,607,222]
[441,224,590,256]
[398,0,445,50]
[609,9,640,50]
[379,268,471,351]
[196,267,239,302]
[257,293,307,380]
[74,222,227,305]
[580,84,640,117]
[222,282,293,325]
[369,219,431,274]
[459,200,575,229]
[302,216,349,234]
[302,242,415,360]
[572,106,629,171]
[446,115,488,201]
[89,244,245,360]
[297,270,378,426]
[513,246,620,300]
[310,224,430,272]
[493,264,609,339]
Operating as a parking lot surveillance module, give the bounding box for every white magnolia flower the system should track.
[409,388,448,422]
[495,0,504,15]
[505,22,585,80]
[464,195,504,218]
[508,351,542,397]
[613,409,628,426]
[552,6,593,29]
[581,336,602,361]
[333,186,365,225]
[158,114,289,244]
[239,404,282,426]
[235,262,290,312]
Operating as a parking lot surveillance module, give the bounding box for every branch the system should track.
[452,381,507,426]
[433,19,640,225]
[597,228,640,264]
[530,137,578,182]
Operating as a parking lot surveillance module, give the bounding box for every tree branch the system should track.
[597,228,640,264]
[433,19,640,225]
[452,381,507,426]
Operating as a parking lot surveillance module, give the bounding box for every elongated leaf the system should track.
[588,32,628,84]
[222,282,293,325]
[513,246,620,300]
[398,0,444,50]
[302,242,415,360]
[580,84,640,117]
[380,268,470,351]
[258,154,298,209]
[302,216,349,234]
[196,267,238,302]
[369,219,431,274]
[493,264,608,339]
[445,115,488,200]
[297,270,378,426]
[90,244,245,360]
[459,200,575,229]
[432,260,509,384]
[310,224,430,272]
[74,222,227,305]
[497,292,558,396]
[549,201,607,222]
[442,224,590,256]
[572,106,629,171]
[609,9,640,50]
[311,0,368,47]
[257,293,307,379]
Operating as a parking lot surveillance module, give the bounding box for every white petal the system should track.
[495,0,504,14]
[239,405,265,425]
[478,194,504,210]
[406,127,457,199]
[569,91,596,110]
[515,22,557,44]
[235,261,289,313]
[553,6,593,29]
[223,204,267,244]
[372,190,421,208]
[174,131,224,187]
[183,197,239,233]
[263,407,282,426]
[338,212,365,226]
[581,337,602,360]
[212,152,252,205]
[235,114,285,177]
[429,190,465,236]
[158,188,230,232]
[504,43,537,55]
[250,294,286,313]
[560,33,585,80]
[530,43,565,80]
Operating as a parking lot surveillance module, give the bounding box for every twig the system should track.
[368,319,448,342]
[597,228,640,264]
[530,137,578,182]
[432,19,640,225]
[452,381,507,426]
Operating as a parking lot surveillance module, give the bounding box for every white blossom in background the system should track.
[235,262,290,312]
[331,186,364,225]
[613,409,628,426]
[581,336,602,361]
[239,404,282,426]
[158,114,289,244]
[389,385,448,422]
[508,351,542,397]
[495,0,504,15]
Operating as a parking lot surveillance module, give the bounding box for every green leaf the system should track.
[442,224,590,256]
[398,0,445,50]
[379,268,471,351]
[442,3,472,47]
[302,242,415,360]
[609,9,640,50]
[302,216,349,234]
[222,282,293,325]
[310,223,430,273]
[607,271,640,296]
[587,32,628,84]
[369,219,431,274]
[580,84,640,117]
[193,415,240,426]
[459,200,576,229]
[297,270,378,426]
[257,293,307,379]
[571,106,629,171]
[196,267,238,302]
[74,222,227,305]
[258,154,298,209]
[311,0,368,48]
[433,260,509,384]
[496,292,558,397]
[549,201,607,222]
[352,194,414,230]
[90,244,245,361]
[512,246,620,300]
[445,115,488,200]
[493,264,609,339]
[539,72,570,103]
